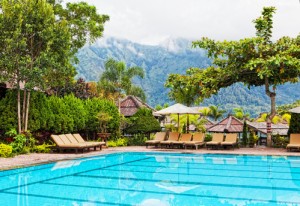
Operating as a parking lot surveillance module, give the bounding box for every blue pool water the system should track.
[0,152,300,206]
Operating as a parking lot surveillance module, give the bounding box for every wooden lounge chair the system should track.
[184,133,205,150]
[145,132,166,148]
[206,133,224,150]
[221,133,238,150]
[172,133,193,149]
[51,135,87,154]
[160,132,180,148]
[287,134,300,152]
[72,133,105,150]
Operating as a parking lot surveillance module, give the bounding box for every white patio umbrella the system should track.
[154,103,200,132]
[289,107,300,113]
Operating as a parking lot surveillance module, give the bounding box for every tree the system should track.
[233,108,250,120]
[199,107,211,118]
[242,120,248,147]
[0,0,109,133]
[165,72,202,131]
[208,105,226,121]
[191,7,300,146]
[98,58,146,103]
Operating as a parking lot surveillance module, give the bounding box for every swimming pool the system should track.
[0,152,300,206]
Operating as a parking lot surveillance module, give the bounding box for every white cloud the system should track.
[66,0,300,45]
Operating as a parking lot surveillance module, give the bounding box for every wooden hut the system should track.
[247,122,289,145]
[207,115,244,135]
[120,95,158,117]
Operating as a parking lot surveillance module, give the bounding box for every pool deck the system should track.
[1,146,299,170]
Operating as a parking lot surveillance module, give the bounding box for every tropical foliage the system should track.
[124,108,161,134]
[0,91,119,136]
[0,0,109,133]
[98,58,146,101]
[167,7,300,146]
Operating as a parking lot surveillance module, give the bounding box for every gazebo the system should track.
[207,115,244,134]
[120,95,158,117]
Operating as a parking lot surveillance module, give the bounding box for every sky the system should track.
[67,0,300,45]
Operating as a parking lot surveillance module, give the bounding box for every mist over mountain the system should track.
[75,37,300,116]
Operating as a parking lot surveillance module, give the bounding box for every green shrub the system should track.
[0,91,120,137]
[127,134,147,146]
[204,133,212,142]
[124,108,161,134]
[273,134,288,148]
[84,98,120,136]
[10,134,27,154]
[0,143,13,157]
[107,138,128,147]
[107,140,117,147]
[33,144,52,153]
[116,138,128,146]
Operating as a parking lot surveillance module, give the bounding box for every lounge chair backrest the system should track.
[73,133,85,143]
[193,133,205,142]
[290,134,300,144]
[225,133,238,142]
[168,132,180,141]
[59,134,71,144]
[65,134,79,144]
[212,133,224,142]
[51,135,64,146]
[154,132,166,141]
[180,133,192,141]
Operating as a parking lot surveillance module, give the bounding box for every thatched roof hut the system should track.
[207,115,244,133]
[120,95,158,117]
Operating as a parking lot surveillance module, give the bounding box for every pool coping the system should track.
[1,146,300,171]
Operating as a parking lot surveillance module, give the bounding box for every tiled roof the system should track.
[120,95,157,117]
[207,115,244,133]
[247,122,289,136]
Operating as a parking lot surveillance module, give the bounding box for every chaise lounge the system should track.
[51,134,105,153]
[184,133,205,150]
[221,133,238,150]
[145,132,166,148]
[287,134,300,152]
[160,132,180,148]
[172,133,193,149]
[206,133,224,150]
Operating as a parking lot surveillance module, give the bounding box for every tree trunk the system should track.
[265,78,276,147]
[24,90,30,131]
[17,82,22,134]
[22,89,26,130]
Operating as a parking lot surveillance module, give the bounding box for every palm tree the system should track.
[98,58,145,102]
[233,107,250,120]
[199,107,211,117]
[208,105,226,121]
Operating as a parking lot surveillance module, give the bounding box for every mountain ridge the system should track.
[75,37,300,116]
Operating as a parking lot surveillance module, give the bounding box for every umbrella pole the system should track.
[187,114,189,133]
[177,114,180,132]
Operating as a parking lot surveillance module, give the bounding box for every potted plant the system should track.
[96,111,112,142]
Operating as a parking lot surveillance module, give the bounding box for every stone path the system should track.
[1,146,299,170]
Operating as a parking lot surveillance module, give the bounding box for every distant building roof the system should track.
[120,95,158,117]
[247,122,289,136]
[207,115,244,133]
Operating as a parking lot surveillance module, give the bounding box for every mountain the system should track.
[75,37,300,117]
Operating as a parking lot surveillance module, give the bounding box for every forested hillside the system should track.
[75,37,300,116]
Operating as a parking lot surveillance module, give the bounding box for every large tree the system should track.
[98,58,146,103]
[190,7,300,146]
[0,0,109,133]
[165,72,202,131]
